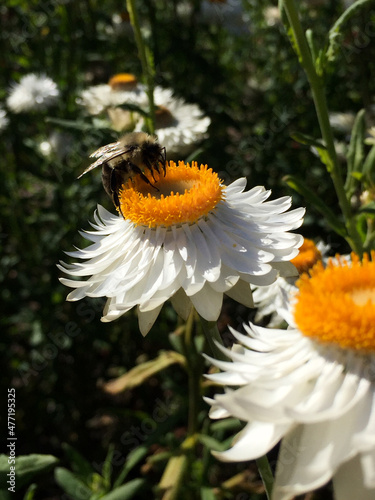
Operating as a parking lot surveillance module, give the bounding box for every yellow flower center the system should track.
[291,238,322,274]
[118,161,224,228]
[108,73,138,91]
[294,253,375,352]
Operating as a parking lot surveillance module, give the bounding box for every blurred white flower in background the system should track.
[77,73,148,116]
[7,74,60,113]
[135,86,211,157]
[0,106,9,131]
[328,111,356,134]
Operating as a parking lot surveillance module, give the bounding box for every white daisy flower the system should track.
[0,106,9,131]
[252,238,330,327]
[7,74,60,113]
[206,252,375,500]
[77,73,148,116]
[58,161,304,336]
[135,87,211,157]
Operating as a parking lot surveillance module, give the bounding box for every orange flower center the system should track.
[109,73,138,91]
[118,161,224,228]
[294,253,375,352]
[291,238,322,274]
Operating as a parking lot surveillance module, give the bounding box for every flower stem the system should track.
[198,317,230,362]
[184,311,200,436]
[126,0,156,134]
[256,455,274,500]
[281,0,363,255]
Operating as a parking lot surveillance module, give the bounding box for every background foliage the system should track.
[1,0,375,498]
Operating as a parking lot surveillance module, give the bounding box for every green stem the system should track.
[198,317,230,362]
[126,0,155,134]
[184,311,200,436]
[256,455,274,500]
[281,0,363,255]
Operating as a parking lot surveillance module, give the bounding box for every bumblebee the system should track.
[78,132,166,209]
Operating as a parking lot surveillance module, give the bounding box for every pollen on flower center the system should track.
[293,252,375,352]
[291,238,322,274]
[118,161,224,228]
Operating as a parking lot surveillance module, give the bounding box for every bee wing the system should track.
[89,141,121,159]
[77,141,124,179]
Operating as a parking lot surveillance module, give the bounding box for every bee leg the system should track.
[144,159,159,182]
[129,163,159,192]
[160,147,167,175]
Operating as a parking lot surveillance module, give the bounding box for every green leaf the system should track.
[117,102,150,118]
[62,443,94,481]
[23,484,37,500]
[306,29,318,67]
[197,434,228,452]
[291,132,326,150]
[358,202,375,215]
[324,0,374,68]
[278,0,302,62]
[363,144,375,184]
[200,486,218,500]
[102,444,115,489]
[54,467,91,500]
[45,117,112,132]
[345,109,366,194]
[113,446,148,488]
[100,479,146,500]
[102,351,186,394]
[0,454,58,491]
[283,174,347,236]
[292,132,334,172]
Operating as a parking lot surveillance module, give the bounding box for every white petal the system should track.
[189,285,223,321]
[213,421,290,462]
[137,304,163,336]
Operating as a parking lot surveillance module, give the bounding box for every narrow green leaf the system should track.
[200,486,217,500]
[102,444,115,489]
[45,117,100,131]
[363,144,375,184]
[62,443,94,481]
[291,132,326,150]
[197,434,228,452]
[358,202,375,215]
[0,454,58,491]
[102,351,186,394]
[306,29,318,67]
[283,174,347,236]
[54,467,91,500]
[23,484,37,500]
[324,0,374,66]
[100,479,146,500]
[345,109,366,194]
[210,418,242,433]
[113,446,148,488]
[117,102,150,118]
